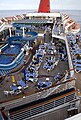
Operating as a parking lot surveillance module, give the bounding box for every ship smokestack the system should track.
[38,0,50,13]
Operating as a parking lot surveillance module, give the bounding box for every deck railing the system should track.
[0,78,75,110]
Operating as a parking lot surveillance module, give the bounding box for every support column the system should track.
[29,40,31,47]
[9,28,12,37]
[22,69,26,84]
[44,33,46,43]
[23,27,25,37]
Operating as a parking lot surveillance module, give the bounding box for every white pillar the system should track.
[23,27,25,37]
[9,28,12,37]
[28,29,30,32]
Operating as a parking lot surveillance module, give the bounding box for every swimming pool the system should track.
[0,44,22,64]
[0,31,38,76]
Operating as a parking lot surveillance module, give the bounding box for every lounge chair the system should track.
[4,91,10,96]
[73,59,81,64]
[9,91,15,95]
[15,90,22,95]
[74,63,81,67]
[17,80,28,89]
[75,67,81,73]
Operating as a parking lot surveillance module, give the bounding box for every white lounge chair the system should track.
[74,63,81,67]
[15,90,22,95]
[4,91,10,96]
[9,91,15,95]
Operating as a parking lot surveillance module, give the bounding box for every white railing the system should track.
[52,18,74,77]
[64,36,74,77]
[0,79,75,110]
[0,23,12,32]
[0,22,5,32]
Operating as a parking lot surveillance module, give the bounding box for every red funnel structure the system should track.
[38,0,50,13]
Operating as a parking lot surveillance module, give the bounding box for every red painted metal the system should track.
[38,0,50,13]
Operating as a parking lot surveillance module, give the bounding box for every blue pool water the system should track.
[0,55,14,64]
[0,44,22,64]
[4,44,22,55]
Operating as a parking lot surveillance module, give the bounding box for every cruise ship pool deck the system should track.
[1,16,81,120]
[0,0,81,118]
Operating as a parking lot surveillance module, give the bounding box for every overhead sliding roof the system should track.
[13,12,61,27]
[13,18,52,25]
[13,18,53,28]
